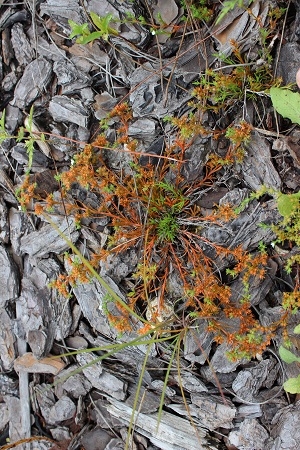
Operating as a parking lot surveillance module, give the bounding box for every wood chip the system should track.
[106,398,215,450]
[14,353,65,374]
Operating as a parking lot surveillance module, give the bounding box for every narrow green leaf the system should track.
[26,105,34,135]
[0,109,5,130]
[279,345,300,364]
[90,11,103,29]
[17,126,25,143]
[294,324,300,334]
[77,31,104,44]
[25,139,35,169]
[270,87,300,125]
[157,336,180,430]
[89,12,118,38]
[68,20,89,39]
[125,343,152,450]
[90,11,110,29]
[283,374,300,394]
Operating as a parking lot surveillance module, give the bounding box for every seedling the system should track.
[69,12,119,44]
[0,106,45,175]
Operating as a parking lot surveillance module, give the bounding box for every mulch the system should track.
[1,1,300,449]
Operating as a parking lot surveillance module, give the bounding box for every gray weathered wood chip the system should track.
[0,244,19,306]
[232,358,279,402]
[267,400,300,450]
[12,58,53,109]
[19,216,79,261]
[53,59,91,94]
[228,418,269,450]
[239,132,281,191]
[49,95,90,127]
[76,352,127,401]
[11,23,34,66]
[106,397,217,450]
[177,392,236,430]
[0,309,16,370]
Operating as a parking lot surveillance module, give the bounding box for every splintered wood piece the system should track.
[106,398,219,450]
[14,352,65,374]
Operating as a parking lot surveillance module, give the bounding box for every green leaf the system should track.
[270,87,300,125]
[279,345,300,364]
[157,336,180,429]
[277,192,300,218]
[90,11,112,30]
[283,374,300,394]
[17,126,25,142]
[0,109,5,131]
[294,324,300,334]
[138,15,147,25]
[76,31,104,45]
[89,12,118,39]
[68,20,89,39]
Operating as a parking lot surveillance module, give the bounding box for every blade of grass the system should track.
[56,331,179,359]
[45,332,179,393]
[176,336,204,446]
[125,340,152,450]
[156,334,181,430]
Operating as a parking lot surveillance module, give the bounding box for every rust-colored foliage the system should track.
[19,102,279,359]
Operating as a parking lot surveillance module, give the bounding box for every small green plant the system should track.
[236,186,300,265]
[19,105,44,171]
[68,9,175,44]
[279,325,300,394]
[181,0,213,23]
[269,191,300,279]
[69,12,119,44]
[1,106,47,211]
[192,68,245,111]
[192,58,274,114]
[0,110,8,144]
[153,212,180,243]
[0,106,41,172]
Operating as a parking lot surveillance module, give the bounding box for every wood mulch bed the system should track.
[1,1,300,449]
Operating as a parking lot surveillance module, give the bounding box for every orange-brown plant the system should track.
[19,103,278,359]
